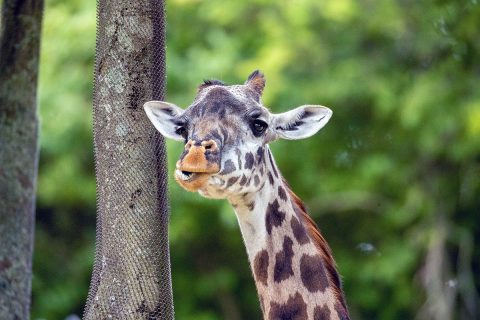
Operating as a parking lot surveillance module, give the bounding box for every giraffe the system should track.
[144,70,350,320]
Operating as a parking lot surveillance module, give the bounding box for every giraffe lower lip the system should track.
[176,169,213,182]
[177,170,195,181]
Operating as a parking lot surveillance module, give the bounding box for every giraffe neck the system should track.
[228,147,349,320]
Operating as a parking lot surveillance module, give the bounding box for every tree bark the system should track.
[0,0,43,319]
[83,0,174,318]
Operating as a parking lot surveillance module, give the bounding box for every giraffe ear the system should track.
[143,101,186,141]
[245,70,266,96]
[271,105,332,140]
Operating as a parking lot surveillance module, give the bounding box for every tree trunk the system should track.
[0,0,43,319]
[83,0,174,319]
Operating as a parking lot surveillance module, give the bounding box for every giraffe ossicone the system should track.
[144,70,349,320]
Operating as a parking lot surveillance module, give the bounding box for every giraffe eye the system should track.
[251,119,268,136]
[175,126,187,139]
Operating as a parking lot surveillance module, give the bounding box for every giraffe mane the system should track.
[283,179,349,315]
[197,79,226,91]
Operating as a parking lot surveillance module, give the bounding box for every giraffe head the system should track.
[144,70,332,199]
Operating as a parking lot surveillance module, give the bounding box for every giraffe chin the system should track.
[174,170,213,192]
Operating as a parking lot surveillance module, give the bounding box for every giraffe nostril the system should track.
[201,140,217,151]
[185,140,194,150]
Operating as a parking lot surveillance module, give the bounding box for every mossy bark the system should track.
[0,0,43,319]
[83,0,174,319]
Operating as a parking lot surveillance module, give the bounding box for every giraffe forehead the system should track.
[183,86,269,143]
[186,85,262,119]
[197,84,258,102]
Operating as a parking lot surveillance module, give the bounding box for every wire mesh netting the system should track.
[83,0,174,318]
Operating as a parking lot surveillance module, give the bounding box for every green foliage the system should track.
[33,0,479,319]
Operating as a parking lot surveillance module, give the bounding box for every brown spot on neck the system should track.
[290,216,310,245]
[268,292,307,320]
[253,250,269,287]
[299,254,329,293]
[265,199,286,234]
[273,236,294,282]
[283,179,350,316]
[314,304,331,320]
[278,185,287,201]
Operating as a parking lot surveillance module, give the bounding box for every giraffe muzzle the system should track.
[175,139,220,191]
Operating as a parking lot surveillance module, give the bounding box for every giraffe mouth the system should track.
[176,170,213,181]
[174,169,214,192]
[179,170,195,181]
